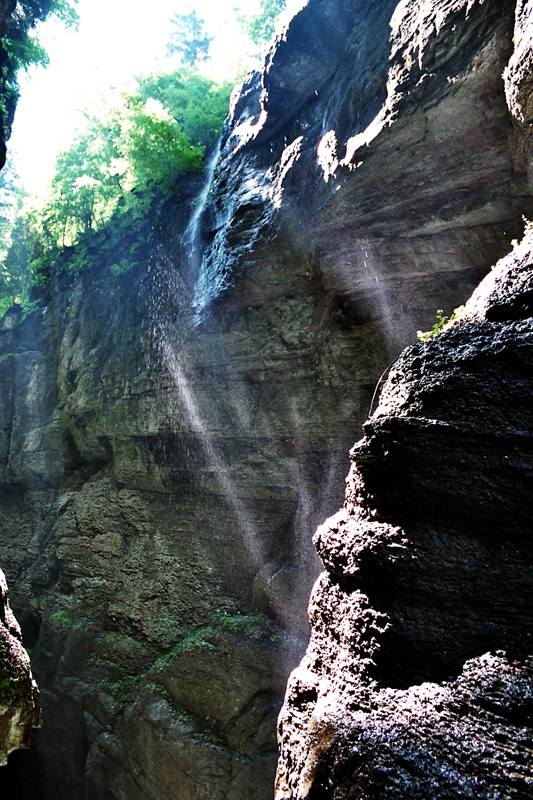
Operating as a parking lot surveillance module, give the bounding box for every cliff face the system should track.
[275,228,533,800]
[196,0,530,322]
[275,4,533,791]
[0,0,531,798]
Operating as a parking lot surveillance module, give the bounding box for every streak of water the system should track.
[148,239,267,571]
[182,140,221,285]
[161,338,266,568]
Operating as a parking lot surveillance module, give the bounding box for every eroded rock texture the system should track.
[0,567,39,765]
[0,0,532,798]
[275,233,533,799]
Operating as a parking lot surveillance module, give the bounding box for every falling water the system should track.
[147,238,267,573]
[162,339,266,568]
[150,137,273,575]
[182,139,221,286]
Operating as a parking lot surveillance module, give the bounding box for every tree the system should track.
[135,70,232,151]
[29,69,231,252]
[0,66,232,304]
[166,10,212,67]
[0,0,79,142]
[239,0,287,53]
[119,95,205,196]
[44,125,120,246]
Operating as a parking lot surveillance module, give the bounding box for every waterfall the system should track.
[182,138,221,286]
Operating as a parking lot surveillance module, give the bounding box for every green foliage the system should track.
[166,10,212,67]
[417,305,466,342]
[49,608,88,632]
[101,673,140,699]
[0,2,79,313]
[145,681,174,703]
[119,92,205,195]
[0,0,79,140]
[153,611,284,672]
[238,0,287,51]
[37,69,229,252]
[0,160,33,314]
[0,66,231,315]
[211,611,283,643]
[109,259,132,277]
[135,70,231,151]
[0,638,24,700]
[49,609,71,628]
[0,674,14,693]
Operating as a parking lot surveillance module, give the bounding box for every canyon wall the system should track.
[276,229,533,799]
[0,0,531,798]
[0,566,39,767]
[276,2,533,796]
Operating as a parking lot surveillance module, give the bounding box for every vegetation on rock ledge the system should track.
[0,0,294,319]
[0,67,232,315]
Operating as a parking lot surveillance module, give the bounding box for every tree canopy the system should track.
[0,0,79,141]
[166,10,212,68]
[0,66,232,310]
[40,69,230,249]
[237,0,288,54]
[0,0,293,318]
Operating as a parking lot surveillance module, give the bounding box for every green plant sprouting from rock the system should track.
[417,305,466,342]
[96,612,284,705]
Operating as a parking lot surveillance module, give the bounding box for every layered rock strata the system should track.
[0,0,532,797]
[275,232,533,799]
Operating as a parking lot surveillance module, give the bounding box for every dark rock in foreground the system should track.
[275,233,533,799]
[0,0,532,797]
[0,567,39,765]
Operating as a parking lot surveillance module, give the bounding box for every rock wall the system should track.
[0,0,531,798]
[0,567,40,766]
[275,227,533,800]
[275,4,533,791]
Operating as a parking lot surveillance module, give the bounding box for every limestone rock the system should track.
[275,233,533,798]
[278,653,533,799]
[0,0,532,798]
[0,567,40,765]
[196,0,530,323]
[505,0,533,190]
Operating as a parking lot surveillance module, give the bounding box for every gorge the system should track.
[0,0,532,798]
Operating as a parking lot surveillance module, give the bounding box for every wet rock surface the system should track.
[0,568,40,766]
[278,653,533,799]
[0,0,532,798]
[275,234,533,799]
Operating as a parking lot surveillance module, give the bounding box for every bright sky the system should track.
[9,0,307,197]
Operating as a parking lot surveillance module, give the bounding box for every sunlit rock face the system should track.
[195,0,530,323]
[0,0,532,798]
[275,233,533,798]
[0,568,40,765]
